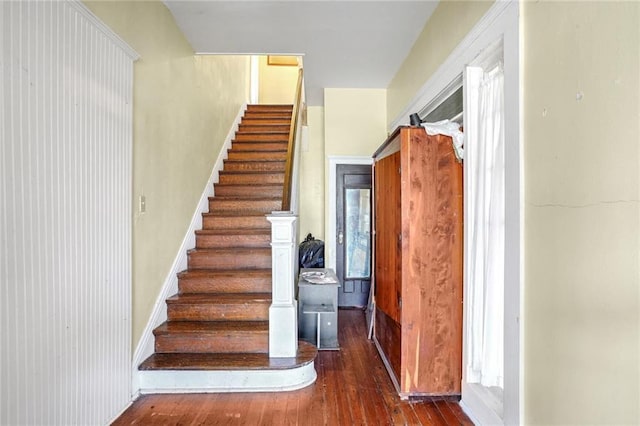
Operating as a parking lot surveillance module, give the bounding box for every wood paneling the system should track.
[115,310,473,425]
[0,2,135,424]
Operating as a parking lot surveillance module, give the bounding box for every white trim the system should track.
[389,0,515,131]
[326,156,374,271]
[131,104,246,394]
[68,0,140,60]
[419,74,463,120]
[250,56,259,104]
[461,382,504,425]
[389,1,521,424]
[138,363,316,394]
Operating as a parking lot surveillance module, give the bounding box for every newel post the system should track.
[266,212,298,358]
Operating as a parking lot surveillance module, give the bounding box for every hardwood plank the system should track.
[347,325,391,425]
[235,393,269,425]
[325,352,353,424]
[258,390,287,426]
[283,390,300,425]
[114,310,474,426]
[411,400,448,426]
[173,393,215,425]
[434,398,464,426]
[339,325,368,425]
[447,399,475,426]
[296,375,324,426]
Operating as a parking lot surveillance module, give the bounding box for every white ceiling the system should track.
[164,1,439,106]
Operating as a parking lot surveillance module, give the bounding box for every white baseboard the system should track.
[107,399,134,425]
[461,381,504,425]
[130,103,247,394]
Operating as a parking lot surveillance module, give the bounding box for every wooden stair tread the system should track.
[247,103,293,107]
[208,196,281,202]
[219,171,285,175]
[212,185,283,199]
[178,269,271,278]
[235,131,289,135]
[177,269,272,294]
[237,126,290,132]
[209,195,282,202]
[240,120,291,125]
[202,212,271,217]
[166,293,272,303]
[187,247,270,254]
[227,152,287,160]
[154,321,268,334]
[139,341,316,371]
[195,229,271,236]
[233,137,289,142]
[246,104,293,111]
[227,149,288,152]
[224,158,285,163]
[229,144,288,148]
[215,180,284,184]
[243,112,292,117]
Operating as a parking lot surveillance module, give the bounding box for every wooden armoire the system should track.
[372,126,463,399]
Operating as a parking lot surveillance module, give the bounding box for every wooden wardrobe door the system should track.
[374,151,401,323]
[401,131,463,395]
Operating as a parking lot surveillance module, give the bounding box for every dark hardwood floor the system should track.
[113,310,474,425]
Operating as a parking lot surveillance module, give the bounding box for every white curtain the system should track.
[467,64,505,388]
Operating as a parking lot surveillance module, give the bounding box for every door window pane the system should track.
[345,188,371,278]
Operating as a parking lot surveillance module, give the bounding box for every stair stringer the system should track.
[131,103,246,395]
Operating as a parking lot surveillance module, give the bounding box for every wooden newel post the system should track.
[266,212,298,358]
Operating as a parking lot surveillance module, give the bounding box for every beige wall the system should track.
[299,107,326,241]
[299,89,387,246]
[324,89,388,157]
[323,88,387,261]
[258,56,299,104]
[84,1,249,348]
[523,2,639,424]
[386,1,492,126]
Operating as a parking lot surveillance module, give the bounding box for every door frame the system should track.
[335,164,373,308]
[326,156,373,272]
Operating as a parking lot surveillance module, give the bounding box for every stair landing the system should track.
[138,341,317,394]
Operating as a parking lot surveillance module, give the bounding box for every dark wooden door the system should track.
[336,164,372,307]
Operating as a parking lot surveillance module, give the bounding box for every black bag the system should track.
[299,233,325,268]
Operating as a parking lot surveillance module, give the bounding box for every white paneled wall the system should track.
[0,1,137,424]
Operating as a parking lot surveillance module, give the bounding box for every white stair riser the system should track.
[138,362,316,393]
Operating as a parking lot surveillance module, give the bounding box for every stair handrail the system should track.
[281,68,304,212]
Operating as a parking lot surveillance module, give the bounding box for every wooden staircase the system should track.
[138,104,316,393]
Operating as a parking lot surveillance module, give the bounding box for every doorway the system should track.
[335,164,372,308]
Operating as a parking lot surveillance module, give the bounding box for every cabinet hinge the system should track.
[398,166,401,174]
